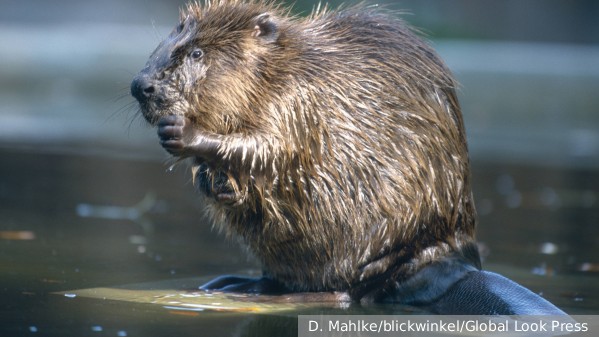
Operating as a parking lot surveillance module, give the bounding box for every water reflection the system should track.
[0,147,597,337]
[76,191,162,238]
[0,230,36,240]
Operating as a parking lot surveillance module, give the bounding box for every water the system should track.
[1,2,598,334]
[0,143,597,336]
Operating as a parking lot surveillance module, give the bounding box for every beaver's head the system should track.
[131,1,285,133]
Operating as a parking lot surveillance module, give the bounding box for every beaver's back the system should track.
[228,5,478,292]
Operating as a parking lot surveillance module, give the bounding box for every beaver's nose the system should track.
[130,75,156,103]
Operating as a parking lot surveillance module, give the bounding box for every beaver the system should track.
[131,0,565,314]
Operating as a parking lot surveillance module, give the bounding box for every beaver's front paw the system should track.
[195,163,243,206]
[157,115,190,156]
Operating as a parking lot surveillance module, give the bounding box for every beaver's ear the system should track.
[252,13,278,43]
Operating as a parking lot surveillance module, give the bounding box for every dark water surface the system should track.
[0,145,597,336]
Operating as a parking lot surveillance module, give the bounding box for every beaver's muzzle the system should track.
[130,74,156,104]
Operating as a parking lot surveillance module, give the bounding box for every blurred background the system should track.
[1,0,598,335]
[1,0,598,163]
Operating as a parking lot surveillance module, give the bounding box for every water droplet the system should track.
[29,326,38,333]
[117,331,128,337]
[91,325,103,332]
[64,293,77,298]
[579,262,599,272]
[75,204,93,217]
[539,242,559,255]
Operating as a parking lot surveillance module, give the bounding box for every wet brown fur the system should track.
[137,0,479,299]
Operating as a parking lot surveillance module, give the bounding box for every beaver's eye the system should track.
[190,48,204,60]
